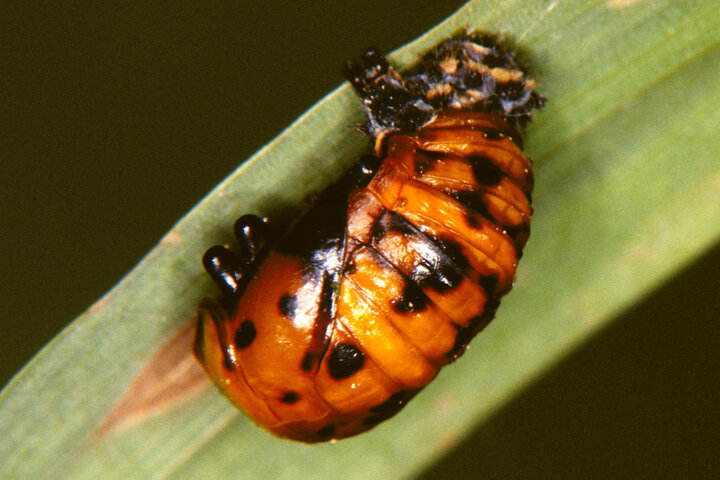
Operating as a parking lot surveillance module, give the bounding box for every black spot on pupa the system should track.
[468,155,504,186]
[301,352,318,372]
[369,390,414,415]
[478,274,499,296]
[409,260,462,294]
[328,343,365,379]
[445,324,474,360]
[482,296,501,320]
[446,297,500,359]
[278,294,297,318]
[434,237,472,272]
[392,281,429,314]
[465,210,480,228]
[316,424,336,440]
[374,212,465,293]
[503,223,530,252]
[280,391,299,404]
[449,190,492,220]
[234,320,256,349]
[445,188,527,254]
[363,390,415,426]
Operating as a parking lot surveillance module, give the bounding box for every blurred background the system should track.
[1,1,466,384]
[2,2,719,478]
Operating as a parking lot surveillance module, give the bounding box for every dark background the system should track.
[1,1,466,385]
[2,2,719,478]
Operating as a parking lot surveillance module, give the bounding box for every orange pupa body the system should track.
[195,32,544,442]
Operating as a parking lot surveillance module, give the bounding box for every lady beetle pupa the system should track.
[194,31,544,442]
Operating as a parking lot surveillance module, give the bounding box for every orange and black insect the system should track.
[194,32,544,442]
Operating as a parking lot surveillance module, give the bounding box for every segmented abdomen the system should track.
[195,110,531,442]
[317,111,531,432]
[345,110,532,353]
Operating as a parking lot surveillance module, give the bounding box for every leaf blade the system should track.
[2,1,720,479]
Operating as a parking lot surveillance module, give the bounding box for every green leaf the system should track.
[2,0,720,478]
